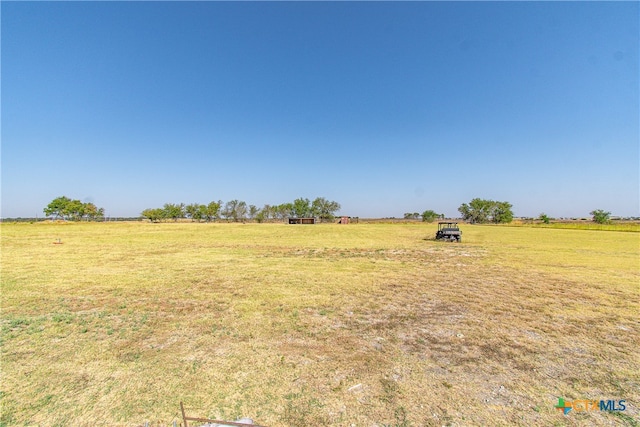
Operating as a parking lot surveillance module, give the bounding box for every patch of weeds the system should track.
[0,391,15,427]
[131,313,149,331]
[35,394,55,409]
[52,312,75,324]
[230,398,245,421]
[609,411,639,427]
[382,406,411,427]
[0,412,16,427]
[380,378,400,404]
[211,324,233,337]
[282,390,329,427]
[7,317,30,329]
[119,350,141,363]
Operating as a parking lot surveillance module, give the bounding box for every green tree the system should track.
[458,198,492,223]
[590,209,611,224]
[185,203,205,222]
[222,200,247,222]
[276,203,293,221]
[141,208,165,222]
[458,198,513,224]
[205,201,221,222]
[163,203,185,221]
[43,196,104,221]
[64,199,86,220]
[259,204,275,222]
[491,201,513,224]
[421,210,440,223]
[538,213,550,224]
[44,196,72,219]
[197,204,208,222]
[248,205,259,221]
[312,197,341,222]
[83,203,104,221]
[292,197,312,218]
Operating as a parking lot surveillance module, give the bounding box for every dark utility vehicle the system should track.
[435,222,462,242]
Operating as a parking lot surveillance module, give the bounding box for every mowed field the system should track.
[1,221,638,426]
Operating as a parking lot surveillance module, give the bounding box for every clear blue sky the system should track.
[2,1,638,218]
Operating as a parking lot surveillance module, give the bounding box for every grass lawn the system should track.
[1,221,638,426]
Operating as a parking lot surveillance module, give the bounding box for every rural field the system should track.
[1,221,638,426]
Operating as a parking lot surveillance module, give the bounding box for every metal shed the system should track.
[288,217,316,224]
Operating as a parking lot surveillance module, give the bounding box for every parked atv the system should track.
[435,222,462,242]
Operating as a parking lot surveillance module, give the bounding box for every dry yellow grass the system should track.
[1,221,638,426]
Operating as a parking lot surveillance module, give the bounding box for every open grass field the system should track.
[1,221,638,426]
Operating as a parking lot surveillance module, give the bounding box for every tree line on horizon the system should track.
[141,197,342,223]
[41,195,614,225]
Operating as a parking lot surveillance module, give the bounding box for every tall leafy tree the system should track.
[205,200,221,222]
[163,203,185,221]
[312,197,341,222]
[141,208,165,222]
[221,201,233,221]
[44,196,73,219]
[235,201,248,222]
[259,204,274,222]
[275,203,293,221]
[459,198,513,224]
[83,203,104,221]
[248,205,259,221]
[44,196,105,221]
[185,203,205,222]
[65,199,86,220]
[491,201,513,224]
[197,204,208,222]
[458,198,492,223]
[292,197,311,218]
[222,200,247,222]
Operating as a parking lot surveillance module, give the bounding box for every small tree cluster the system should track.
[141,201,221,223]
[290,197,341,222]
[44,196,105,221]
[141,197,340,223]
[404,212,421,220]
[458,198,513,224]
[421,210,444,223]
